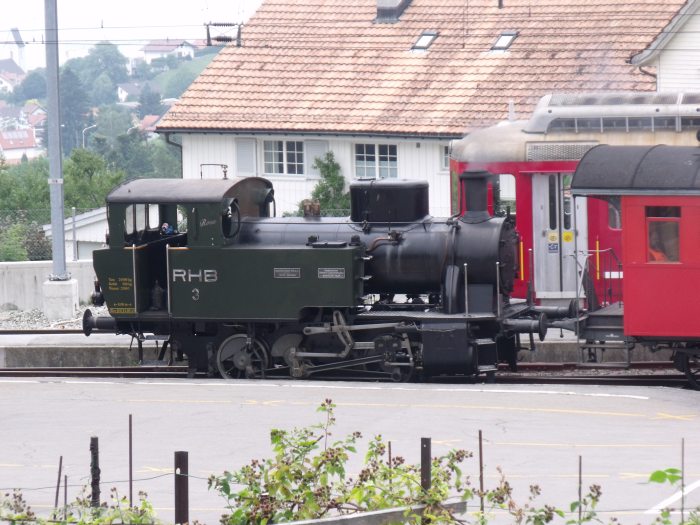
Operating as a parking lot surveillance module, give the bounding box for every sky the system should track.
[1,0,264,72]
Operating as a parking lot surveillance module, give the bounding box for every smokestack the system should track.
[376,0,412,23]
[459,169,492,223]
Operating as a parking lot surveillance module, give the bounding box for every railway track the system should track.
[0,363,687,387]
[0,329,688,385]
[0,329,85,335]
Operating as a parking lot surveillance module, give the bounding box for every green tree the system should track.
[138,84,163,117]
[0,158,50,212]
[67,42,128,88]
[298,151,350,215]
[92,71,116,106]
[148,137,182,178]
[163,67,198,98]
[93,105,133,146]
[131,60,155,80]
[63,149,124,209]
[59,67,90,155]
[0,224,28,262]
[10,69,46,104]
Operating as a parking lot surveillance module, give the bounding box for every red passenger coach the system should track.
[572,145,700,342]
[451,92,700,307]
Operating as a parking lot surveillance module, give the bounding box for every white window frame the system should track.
[441,144,450,171]
[354,143,398,179]
[263,140,305,175]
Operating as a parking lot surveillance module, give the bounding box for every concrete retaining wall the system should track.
[0,260,96,311]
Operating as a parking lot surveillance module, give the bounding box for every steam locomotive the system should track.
[83,171,557,380]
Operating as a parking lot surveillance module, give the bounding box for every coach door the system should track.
[531,173,588,304]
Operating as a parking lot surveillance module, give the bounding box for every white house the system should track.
[142,40,196,65]
[0,128,42,164]
[157,0,691,217]
[43,208,108,261]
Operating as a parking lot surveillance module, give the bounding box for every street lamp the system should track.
[82,124,97,149]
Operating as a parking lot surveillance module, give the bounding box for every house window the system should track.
[355,143,397,179]
[441,144,450,170]
[264,140,304,175]
[646,206,680,262]
[412,31,437,51]
[491,31,518,51]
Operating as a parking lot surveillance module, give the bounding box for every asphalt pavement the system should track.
[0,378,697,524]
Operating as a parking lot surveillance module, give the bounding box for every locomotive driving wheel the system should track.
[216,334,269,379]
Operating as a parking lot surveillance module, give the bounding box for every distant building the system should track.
[0,128,41,164]
[141,39,196,64]
[117,81,159,103]
[43,207,108,260]
[0,58,24,93]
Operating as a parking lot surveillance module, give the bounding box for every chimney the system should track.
[376,0,412,23]
[459,169,493,224]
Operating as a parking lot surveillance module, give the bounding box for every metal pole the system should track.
[63,475,67,520]
[71,207,77,261]
[90,437,100,507]
[45,0,68,280]
[463,263,469,315]
[420,438,431,492]
[496,261,501,316]
[53,455,62,509]
[174,451,189,525]
[682,438,685,523]
[129,414,133,507]
[578,456,582,524]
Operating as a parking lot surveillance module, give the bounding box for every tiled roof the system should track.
[142,39,195,53]
[0,129,36,150]
[158,0,689,137]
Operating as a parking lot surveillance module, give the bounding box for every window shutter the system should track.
[236,139,256,176]
[305,140,328,177]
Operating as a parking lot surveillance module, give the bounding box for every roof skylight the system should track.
[412,31,438,51]
[491,31,518,51]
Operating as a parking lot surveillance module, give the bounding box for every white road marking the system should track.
[645,479,700,514]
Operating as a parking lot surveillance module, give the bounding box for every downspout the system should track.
[164,132,183,168]
[638,66,657,80]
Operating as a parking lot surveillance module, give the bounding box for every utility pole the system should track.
[43,0,78,320]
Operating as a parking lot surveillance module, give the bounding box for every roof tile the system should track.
[159,0,687,137]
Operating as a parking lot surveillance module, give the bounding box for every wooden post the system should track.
[90,437,100,507]
[174,451,189,525]
[420,438,431,492]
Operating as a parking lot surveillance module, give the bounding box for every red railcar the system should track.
[450,92,700,307]
[572,144,700,387]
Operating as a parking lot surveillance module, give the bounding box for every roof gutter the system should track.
[155,128,460,141]
[630,0,699,66]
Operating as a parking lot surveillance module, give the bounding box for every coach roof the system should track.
[572,145,700,196]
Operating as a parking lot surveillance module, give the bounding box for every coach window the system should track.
[646,206,680,262]
[608,197,621,230]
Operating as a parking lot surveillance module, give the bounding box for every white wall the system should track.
[180,133,453,216]
[651,6,700,91]
[0,260,96,312]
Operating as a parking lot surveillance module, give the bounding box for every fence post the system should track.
[90,437,100,507]
[174,451,189,525]
[421,437,431,492]
[54,455,62,509]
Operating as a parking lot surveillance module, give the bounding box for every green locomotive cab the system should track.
[93,177,276,318]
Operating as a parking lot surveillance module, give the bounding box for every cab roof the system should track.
[106,177,273,204]
[572,145,700,196]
